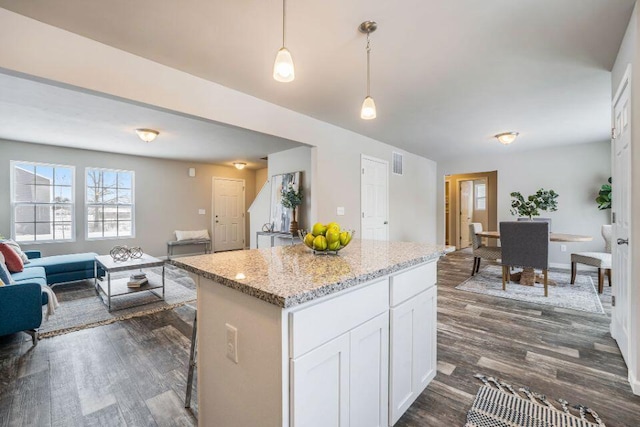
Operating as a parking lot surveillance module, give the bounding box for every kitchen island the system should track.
[173,239,445,427]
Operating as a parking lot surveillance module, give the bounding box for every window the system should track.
[11,161,75,243]
[86,168,135,239]
[475,183,487,210]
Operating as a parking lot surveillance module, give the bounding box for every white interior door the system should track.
[361,156,389,241]
[611,68,632,366]
[459,180,474,248]
[213,177,245,252]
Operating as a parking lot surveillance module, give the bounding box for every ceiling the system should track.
[0,0,635,161]
[0,72,304,168]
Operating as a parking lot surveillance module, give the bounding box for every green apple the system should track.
[313,235,328,251]
[326,229,340,245]
[339,231,352,246]
[328,240,341,251]
[312,222,328,236]
[326,222,340,233]
[304,233,315,248]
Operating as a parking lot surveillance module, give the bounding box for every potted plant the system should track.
[510,188,559,219]
[281,183,303,234]
[596,177,611,210]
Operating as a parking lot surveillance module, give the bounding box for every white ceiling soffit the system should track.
[0,72,304,168]
[0,0,634,161]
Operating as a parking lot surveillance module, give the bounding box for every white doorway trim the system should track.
[361,154,389,241]
[212,177,246,252]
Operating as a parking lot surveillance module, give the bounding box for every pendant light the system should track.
[359,21,377,120]
[273,0,295,82]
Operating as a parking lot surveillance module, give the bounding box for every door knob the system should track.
[617,238,629,245]
[384,221,388,225]
[216,220,219,223]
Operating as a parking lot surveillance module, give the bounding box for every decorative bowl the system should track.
[298,229,355,255]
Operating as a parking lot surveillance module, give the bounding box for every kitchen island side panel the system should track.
[197,277,286,427]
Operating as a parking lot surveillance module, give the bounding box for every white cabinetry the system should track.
[195,257,438,427]
[291,312,390,427]
[389,274,437,425]
[350,312,389,427]
[291,333,351,427]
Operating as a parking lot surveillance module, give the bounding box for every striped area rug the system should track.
[466,376,605,427]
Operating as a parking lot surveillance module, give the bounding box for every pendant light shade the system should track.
[361,96,377,120]
[273,0,295,82]
[359,21,378,120]
[273,47,295,82]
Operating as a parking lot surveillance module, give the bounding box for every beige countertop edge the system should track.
[171,250,444,309]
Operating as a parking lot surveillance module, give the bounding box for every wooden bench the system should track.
[167,239,211,260]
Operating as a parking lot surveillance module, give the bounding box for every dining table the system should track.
[475,231,593,286]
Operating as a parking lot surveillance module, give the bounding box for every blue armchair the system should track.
[0,250,47,344]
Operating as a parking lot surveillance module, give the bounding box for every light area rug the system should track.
[40,264,196,338]
[456,265,605,314]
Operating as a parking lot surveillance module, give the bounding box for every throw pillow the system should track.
[0,243,24,273]
[0,253,13,284]
[175,229,210,241]
[1,239,30,264]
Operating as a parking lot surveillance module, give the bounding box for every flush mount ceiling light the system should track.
[233,162,247,170]
[495,131,519,145]
[273,0,295,82]
[359,21,378,120]
[135,128,159,143]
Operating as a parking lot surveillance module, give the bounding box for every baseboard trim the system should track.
[629,369,640,395]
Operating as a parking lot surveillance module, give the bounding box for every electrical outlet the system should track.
[225,323,238,364]
[198,209,206,215]
[337,207,345,216]
[560,244,567,252]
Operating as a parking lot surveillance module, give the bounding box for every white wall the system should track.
[0,139,257,258]
[612,2,640,395]
[255,168,268,196]
[248,146,313,249]
[267,146,313,231]
[437,141,611,266]
[0,10,438,246]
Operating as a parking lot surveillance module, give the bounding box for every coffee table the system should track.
[94,253,165,311]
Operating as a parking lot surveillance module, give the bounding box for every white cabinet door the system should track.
[389,286,437,425]
[291,333,350,427]
[414,286,437,390]
[350,312,389,427]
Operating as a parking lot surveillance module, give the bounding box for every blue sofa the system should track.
[0,250,99,344]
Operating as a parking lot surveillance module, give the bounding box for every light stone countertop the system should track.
[171,239,446,308]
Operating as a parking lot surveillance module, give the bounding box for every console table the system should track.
[255,231,299,248]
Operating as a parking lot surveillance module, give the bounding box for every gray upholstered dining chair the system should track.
[469,223,501,276]
[500,221,550,296]
[570,225,612,294]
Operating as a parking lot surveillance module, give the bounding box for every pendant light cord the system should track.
[366,33,371,97]
[282,0,286,47]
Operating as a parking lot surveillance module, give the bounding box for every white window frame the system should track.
[475,182,487,211]
[10,160,76,244]
[85,167,136,241]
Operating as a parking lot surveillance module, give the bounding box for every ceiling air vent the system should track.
[392,152,403,176]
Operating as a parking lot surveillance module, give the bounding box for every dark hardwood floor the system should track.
[397,250,640,427]
[1,250,639,426]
